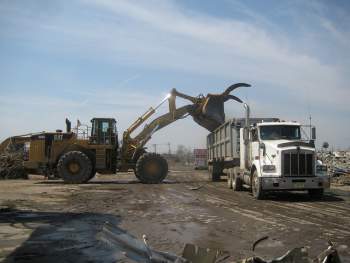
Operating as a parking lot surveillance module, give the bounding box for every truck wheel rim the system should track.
[228,173,233,187]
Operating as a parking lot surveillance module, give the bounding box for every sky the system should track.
[0,0,349,151]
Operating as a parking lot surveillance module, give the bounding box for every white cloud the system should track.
[75,0,349,109]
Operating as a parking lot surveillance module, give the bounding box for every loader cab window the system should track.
[102,121,109,133]
[90,118,117,145]
[259,125,301,140]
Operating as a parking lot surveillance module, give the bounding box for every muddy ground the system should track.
[0,166,349,262]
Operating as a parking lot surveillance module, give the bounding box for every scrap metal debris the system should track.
[318,151,350,185]
[98,221,188,262]
[252,236,269,252]
[0,145,27,180]
[232,244,340,263]
[189,182,209,190]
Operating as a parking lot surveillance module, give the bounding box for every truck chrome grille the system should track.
[283,152,314,176]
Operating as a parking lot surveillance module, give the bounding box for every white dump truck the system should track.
[207,104,329,199]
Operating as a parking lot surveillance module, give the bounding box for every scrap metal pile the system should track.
[318,151,350,185]
[0,143,27,180]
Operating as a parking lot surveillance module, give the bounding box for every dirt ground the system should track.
[0,165,349,262]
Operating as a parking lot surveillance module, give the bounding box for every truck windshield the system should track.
[260,125,301,140]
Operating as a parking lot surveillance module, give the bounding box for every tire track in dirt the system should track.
[201,183,350,237]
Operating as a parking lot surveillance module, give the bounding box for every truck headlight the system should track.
[316,165,327,173]
[263,165,276,172]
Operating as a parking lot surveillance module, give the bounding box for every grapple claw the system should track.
[191,83,251,131]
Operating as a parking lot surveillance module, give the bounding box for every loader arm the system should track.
[134,105,194,151]
[120,83,250,170]
[120,104,196,167]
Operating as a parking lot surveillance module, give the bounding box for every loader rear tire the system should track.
[135,153,168,184]
[57,151,92,184]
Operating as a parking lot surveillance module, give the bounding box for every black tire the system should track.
[89,169,96,180]
[209,162,221,182]
[227,169,233,189]
[135,153,168,184]
[232,167,243,191]
[57,151,92,184]
[251,170,264,200]
[133,149,147,180]
[308,189,324,199]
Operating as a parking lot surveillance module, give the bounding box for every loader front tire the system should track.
[57,151,92,184]
[135,153,168,184]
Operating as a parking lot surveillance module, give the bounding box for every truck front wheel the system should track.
[251,170,264,200]
[135,153,168,184]
[308,189,324,199]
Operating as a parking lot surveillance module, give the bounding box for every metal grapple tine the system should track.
[223,94,243,103]
[222,83,251,96]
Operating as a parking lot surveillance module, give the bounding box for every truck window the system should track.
[260,125,300,140]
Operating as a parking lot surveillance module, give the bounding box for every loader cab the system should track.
[90,118,118,146]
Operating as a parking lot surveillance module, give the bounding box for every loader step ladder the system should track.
[95,148,106,169]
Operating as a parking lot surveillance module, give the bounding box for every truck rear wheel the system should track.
[57,151,92,184]
[251,170,264,200]
[135,153,168,184]
[209,162,221,182]
[227,169,233,189]
[232,167,243,191]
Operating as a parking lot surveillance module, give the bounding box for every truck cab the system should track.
[244,121,330,199]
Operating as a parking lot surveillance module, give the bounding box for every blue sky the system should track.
[0,0,349,151]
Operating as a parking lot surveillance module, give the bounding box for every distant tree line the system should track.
[175,145,194,164]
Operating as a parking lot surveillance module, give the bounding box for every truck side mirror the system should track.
[311,127,316,140]
[260,143,266,156]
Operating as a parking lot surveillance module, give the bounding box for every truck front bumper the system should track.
[261,176,330,191]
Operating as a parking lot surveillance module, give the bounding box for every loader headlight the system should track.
[263,165,276,173]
